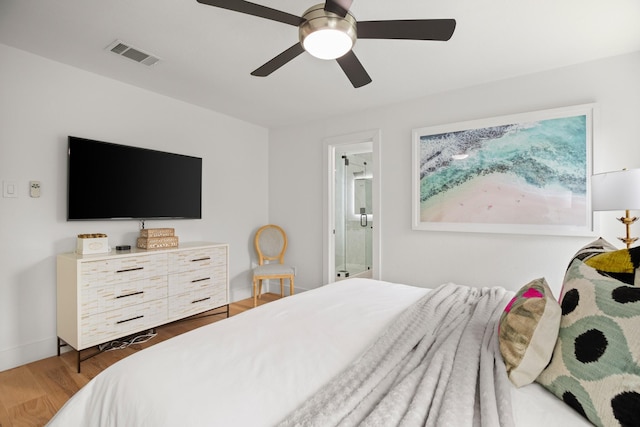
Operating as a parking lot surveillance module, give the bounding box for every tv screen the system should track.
[67,136,202,220]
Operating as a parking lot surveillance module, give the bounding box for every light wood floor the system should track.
[0,293,281,427]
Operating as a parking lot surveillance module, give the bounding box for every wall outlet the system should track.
[29,181,41,198]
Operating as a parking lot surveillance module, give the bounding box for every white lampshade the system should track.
[591,168,640,211]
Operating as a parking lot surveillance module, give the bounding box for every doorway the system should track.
[335,152,372,279]
[323,130,381,284]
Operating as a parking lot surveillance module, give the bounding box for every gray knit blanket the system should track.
[278,283,515,427]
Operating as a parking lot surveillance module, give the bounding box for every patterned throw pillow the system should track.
[584,245,640,286]
[498,278,561,387]
[557,237,617,298]
[536,259,640,427]
[570,237,618,264]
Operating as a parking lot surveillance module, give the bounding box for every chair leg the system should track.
[280,279,285,297]
[290,276,295,296]
[253,277,257,308]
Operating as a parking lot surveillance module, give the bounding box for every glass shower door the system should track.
[335,152,372,280]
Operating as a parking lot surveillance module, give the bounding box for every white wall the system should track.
[0,44,269,371]
[3,42,639,373]
[270,51,640,295]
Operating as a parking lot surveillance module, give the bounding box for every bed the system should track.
[47,277,596,426]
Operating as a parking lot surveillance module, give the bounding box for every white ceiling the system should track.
[1,0,639,129]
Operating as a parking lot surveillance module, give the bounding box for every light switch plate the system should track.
[3,181,17,198]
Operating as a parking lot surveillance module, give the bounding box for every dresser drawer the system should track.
[80,299,167,348]
[168,246,226,273]
[168,267,227,296]
[81,276,168,315]
[167,285,227,321]
[80,255,168,289]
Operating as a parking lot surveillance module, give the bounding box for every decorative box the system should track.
[76,233,109,254]
[137,236,179,250]
[139,228,175,238]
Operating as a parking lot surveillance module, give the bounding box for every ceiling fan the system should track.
[196,0,456,88]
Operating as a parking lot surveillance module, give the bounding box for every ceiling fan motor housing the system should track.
[299,4,357,60]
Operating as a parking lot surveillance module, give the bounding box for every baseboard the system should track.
[229,285,253,303]
[0,336,58,373]
[229,283,309,303]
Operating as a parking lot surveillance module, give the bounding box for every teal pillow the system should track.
[536,259,640,426]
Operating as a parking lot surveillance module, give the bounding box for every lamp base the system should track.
[617,210,638,249]
[618,236,639,248]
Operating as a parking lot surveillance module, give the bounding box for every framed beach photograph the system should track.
[412,104,596,236]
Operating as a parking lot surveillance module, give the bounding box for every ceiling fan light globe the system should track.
[299,4,357,60]
[303,29,353,60]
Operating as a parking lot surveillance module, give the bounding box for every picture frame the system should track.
[412,104,596,236]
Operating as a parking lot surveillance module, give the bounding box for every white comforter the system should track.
[47,278,591,426]
[279,284,515,427]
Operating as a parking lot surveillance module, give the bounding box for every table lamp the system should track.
[591,168,640,248]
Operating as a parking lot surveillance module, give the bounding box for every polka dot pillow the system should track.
[584,243,640,286]
[557,237,617,297]
[570,237,618,264]
[536,258,640,427]
[498,278,561,387]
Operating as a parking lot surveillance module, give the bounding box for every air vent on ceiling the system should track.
[106,40,160,66]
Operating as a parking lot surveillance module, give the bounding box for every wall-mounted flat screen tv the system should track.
[67,136,202,220]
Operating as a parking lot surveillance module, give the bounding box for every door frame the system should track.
[323,129,381,284]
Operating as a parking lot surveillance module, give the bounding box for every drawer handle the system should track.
[191,257,211,262]
[116,291,144,299]
[116,267,144,273]
[116,315,144,324]
[191,297,211,304]
[191,277,211,283]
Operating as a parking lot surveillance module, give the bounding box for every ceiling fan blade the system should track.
[324,0,353,17]
[251,43,305,77]
[358,19,456,41]
[336,51,372,88]
[196,0,302,26]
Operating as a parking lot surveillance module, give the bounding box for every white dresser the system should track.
[56,242,228,371]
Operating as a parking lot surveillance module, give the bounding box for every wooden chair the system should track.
[252,224,295,307]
